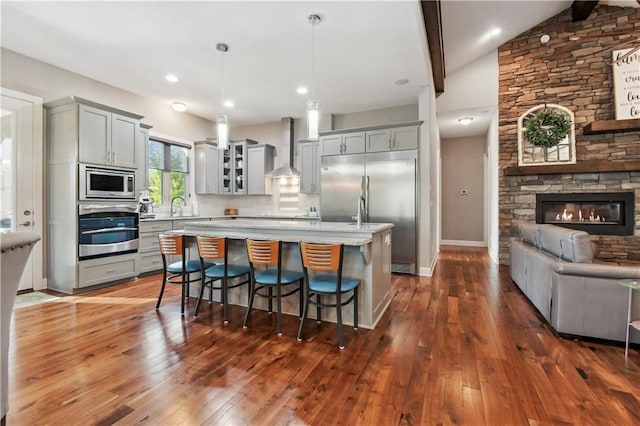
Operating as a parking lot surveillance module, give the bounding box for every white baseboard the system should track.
[441,239,487,247]
[418,252,439,277]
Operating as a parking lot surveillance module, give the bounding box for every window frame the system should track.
[147,136,191,208]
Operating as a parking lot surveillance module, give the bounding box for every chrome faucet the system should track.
[170,196,186,217]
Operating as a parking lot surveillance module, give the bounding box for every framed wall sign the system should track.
[612,47,640,120]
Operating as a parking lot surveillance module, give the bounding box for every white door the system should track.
[0,88,44,291]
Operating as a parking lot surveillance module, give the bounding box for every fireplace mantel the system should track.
[583,118,640,135]
[504,160,640,176]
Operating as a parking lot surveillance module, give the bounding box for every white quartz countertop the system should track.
[140,214,320,222]
[171,219,393,246]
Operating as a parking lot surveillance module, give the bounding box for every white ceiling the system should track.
[3,0,625,138]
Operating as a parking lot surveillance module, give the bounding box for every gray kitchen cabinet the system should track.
[78,253,139,289]
[300,141,320,194]
[139,220,172,274]
[194,141,222,194]
[222,139,258,195]
[247,144,275,195]
[391,126,419,150]
[365,129,392,152]
[320,132,365,156]
[343,132,366,154]
[137,123,152,193]
[320,134,343,156]
[78,103,140,169]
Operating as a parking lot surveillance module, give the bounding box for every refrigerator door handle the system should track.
[364,175,370,221]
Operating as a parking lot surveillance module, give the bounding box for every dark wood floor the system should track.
[7,246,640,425]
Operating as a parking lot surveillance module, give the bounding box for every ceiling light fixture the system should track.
[489,28,502,37]
[306,14,321,141]
[172,102,186,112]
[458,117,474,125]
[216,43,229,150]
[165,74,179,83]
[297,86,308,95]
[224,100,234,108]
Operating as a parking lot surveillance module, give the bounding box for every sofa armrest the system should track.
[554,261,640,280]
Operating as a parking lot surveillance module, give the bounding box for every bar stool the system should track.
[156,233,214,315]
[297,242,360,349]
[243,239,304,336]
[195,236,251,323]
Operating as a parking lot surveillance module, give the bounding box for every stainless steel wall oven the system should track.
[78,204,139,260]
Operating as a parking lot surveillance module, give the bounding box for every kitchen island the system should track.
[173,219,393,329]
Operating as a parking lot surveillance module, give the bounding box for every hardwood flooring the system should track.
[7,246,640,425]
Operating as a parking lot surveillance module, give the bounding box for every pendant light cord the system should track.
[311,19,316,100]
[220,48,225,116]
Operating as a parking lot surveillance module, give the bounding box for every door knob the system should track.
[19,221,32,227]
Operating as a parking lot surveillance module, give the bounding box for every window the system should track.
[148,138,190,207]
[517,104,575,166]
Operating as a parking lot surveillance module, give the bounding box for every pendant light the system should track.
[216,43,229,150]
[307,14,321,141]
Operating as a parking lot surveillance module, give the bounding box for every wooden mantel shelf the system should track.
[505,160,640,176]
[583,118,640,134]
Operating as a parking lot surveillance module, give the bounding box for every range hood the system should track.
[265,117,300,178]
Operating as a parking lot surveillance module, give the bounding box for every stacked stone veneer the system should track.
[499,5,640,265]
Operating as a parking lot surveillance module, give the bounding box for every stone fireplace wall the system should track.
[498,4,640,264]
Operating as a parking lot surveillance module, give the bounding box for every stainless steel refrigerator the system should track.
[320,150,417,274]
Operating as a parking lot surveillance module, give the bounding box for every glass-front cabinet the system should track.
[222,139,257,195]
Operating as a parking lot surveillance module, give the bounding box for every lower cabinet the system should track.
[78,253,139,289]
[138,218,211,275]
[139,220,172,274]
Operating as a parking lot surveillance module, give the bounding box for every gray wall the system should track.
[333,104,418,129]
[441,135,485,243]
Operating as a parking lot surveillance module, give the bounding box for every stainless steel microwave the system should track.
[79,164,136,200]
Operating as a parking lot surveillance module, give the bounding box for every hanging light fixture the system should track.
[307,14,321,141]
[216,43,229,150]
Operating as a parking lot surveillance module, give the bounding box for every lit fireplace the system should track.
[536,192,635,236]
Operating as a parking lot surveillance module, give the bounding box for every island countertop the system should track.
[179,219,394,246]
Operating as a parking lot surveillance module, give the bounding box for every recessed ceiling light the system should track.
[165,74,179,83]
[297,86,308,95]
[489,28,501,37]
[458,117,474,125]
[224,100,234,108]
[172,102,186,112]
[395,78,409,86]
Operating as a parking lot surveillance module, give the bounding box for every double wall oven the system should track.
[78,164,139,261]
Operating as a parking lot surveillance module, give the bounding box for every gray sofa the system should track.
[510,223,640,343]
[1,232,40,425]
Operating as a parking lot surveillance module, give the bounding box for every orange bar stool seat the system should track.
[297,242,360,349]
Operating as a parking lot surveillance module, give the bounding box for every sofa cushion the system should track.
[518,222,541,247]
[539,225,593,263]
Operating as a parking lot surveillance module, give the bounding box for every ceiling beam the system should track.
[420,0,445,96]
[572,1,598,22]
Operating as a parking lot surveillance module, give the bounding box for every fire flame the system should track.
[555,208,605,222]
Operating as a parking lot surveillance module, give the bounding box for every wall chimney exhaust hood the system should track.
[265,117,300,178]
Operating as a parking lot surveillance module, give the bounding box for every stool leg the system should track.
[222,276,229,324]
[268,287,273,313]
[298,279,304,318]
[316,294,322,323]
[194,275,208,316]
[243,280,256,328]
[297,289,309,342]
[180,274,186,315]
[353,288,359,330]
[156,270,168,310]
[336,293,344,349]
[276,283,283,336]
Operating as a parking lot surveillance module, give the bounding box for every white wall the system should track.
[487,111,500,263]
[333,104,418,129]
[1,48,213,140]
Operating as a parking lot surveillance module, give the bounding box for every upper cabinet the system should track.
[319,122,421,156]
[46,96,144,170]
[78,104,140,169]
[247,144,275,195]
[194,141,222,195]
[300,140,321,194]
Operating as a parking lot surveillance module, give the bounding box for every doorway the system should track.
[1,88,44,291]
